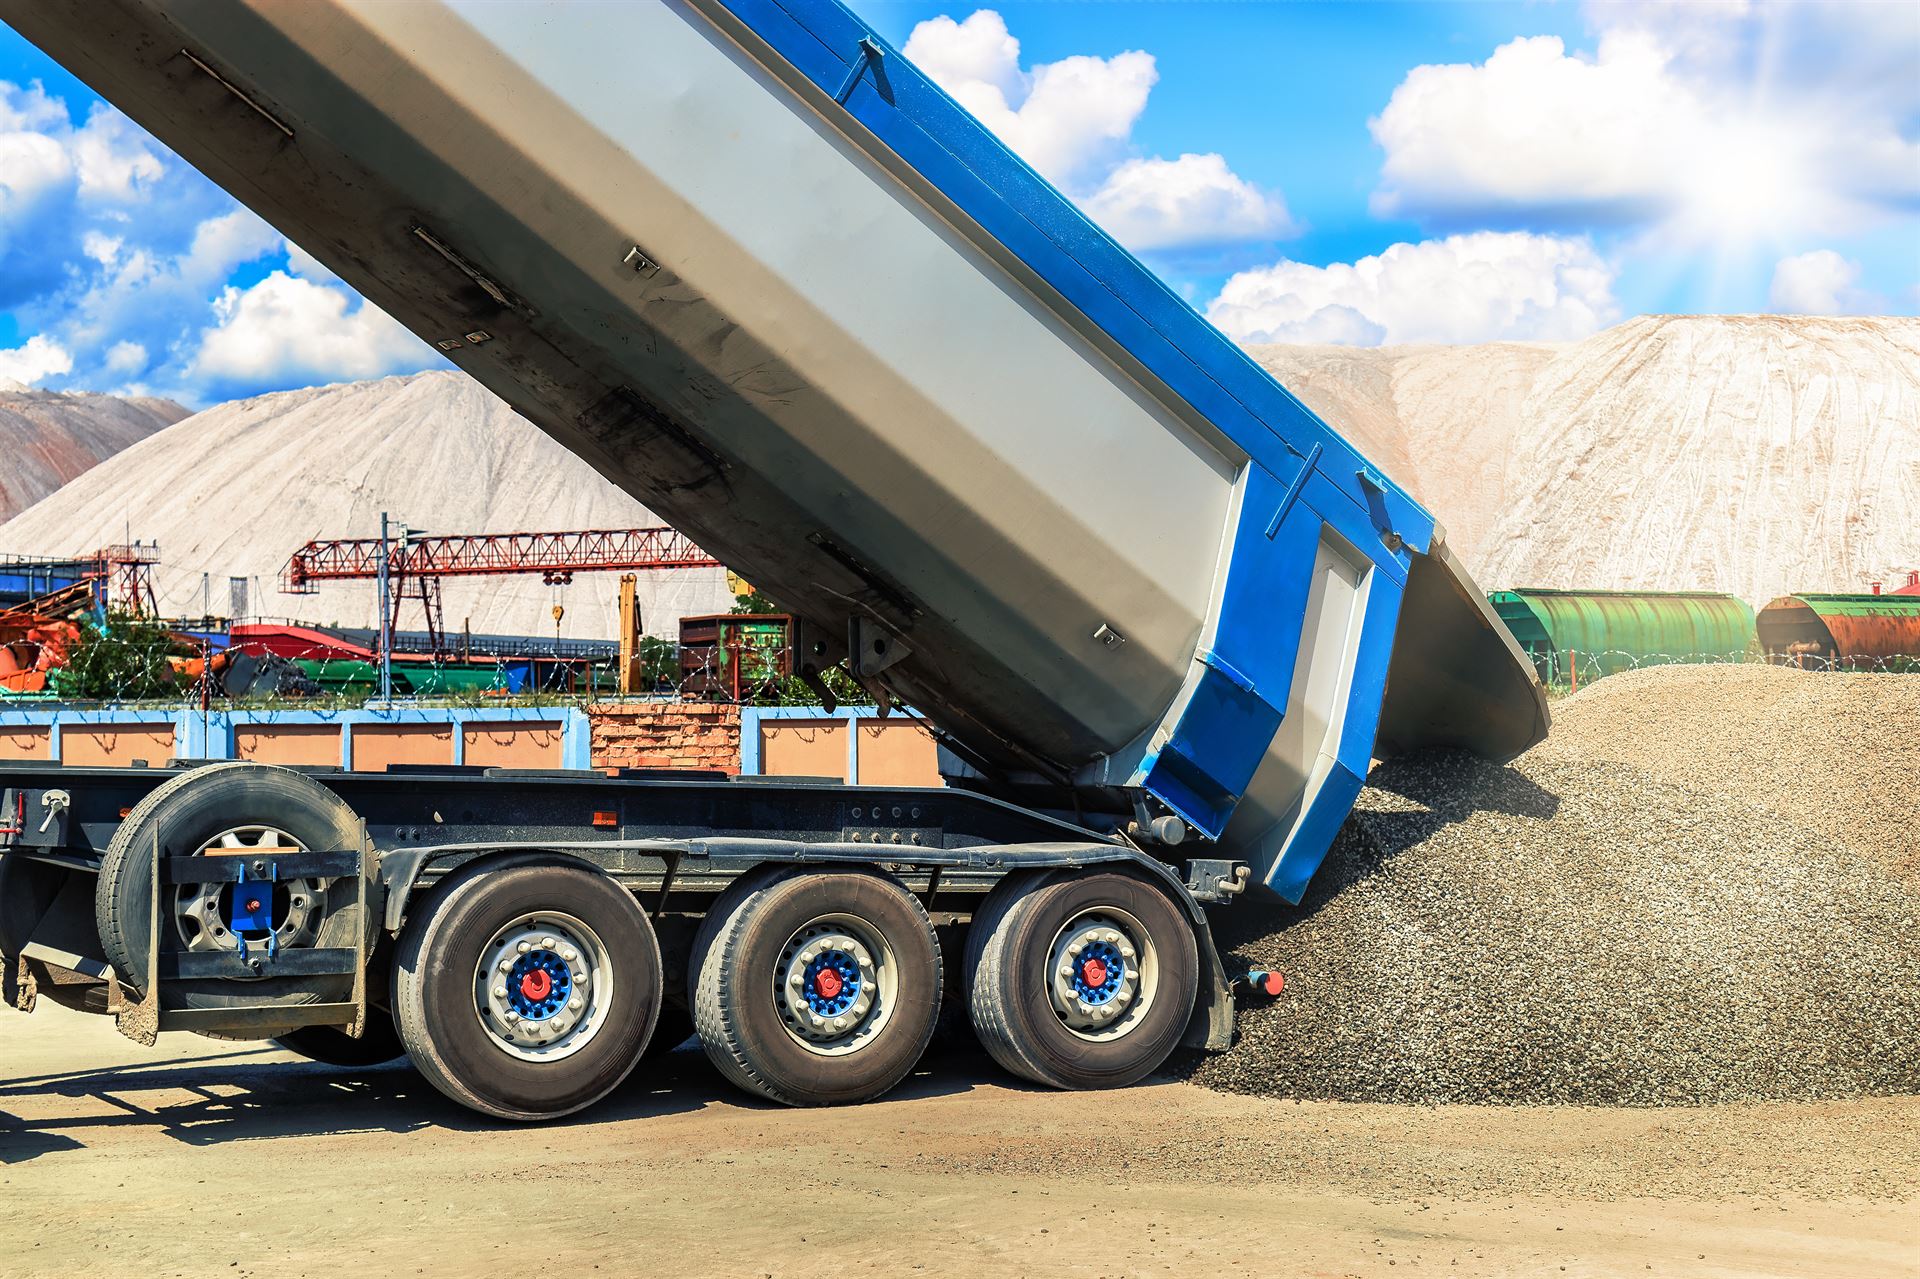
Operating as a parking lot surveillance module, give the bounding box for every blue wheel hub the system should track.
[801,949,863,1017]
[1071,940,1126,1006]
[506,949,573,1020]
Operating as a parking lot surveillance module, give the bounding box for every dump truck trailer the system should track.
[0,0,1546,1120]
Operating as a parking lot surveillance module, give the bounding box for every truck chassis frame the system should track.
[2,761,1239,1112]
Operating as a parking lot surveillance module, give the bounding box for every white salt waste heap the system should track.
[1187,664,1920,1106]
[0,384,186,524]
[1250,314,1920,600]
[0,371,732,639]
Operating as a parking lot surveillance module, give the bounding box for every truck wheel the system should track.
[275,1009,406,1067]
[965,867,1198,1090]
[689,868,940,1106]
[392,859,661,1121]
[94,763,365,1020]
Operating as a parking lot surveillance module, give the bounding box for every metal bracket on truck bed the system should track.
[114,827,379,1046]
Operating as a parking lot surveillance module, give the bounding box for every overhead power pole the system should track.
[376,511,393,702]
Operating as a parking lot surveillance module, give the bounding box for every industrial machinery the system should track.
[678,613,793,700]
[0,546,160,616]
[282,525,720,652]
[0,0,1545,1121]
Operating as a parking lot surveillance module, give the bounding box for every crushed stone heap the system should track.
[1185,665,1920,1106]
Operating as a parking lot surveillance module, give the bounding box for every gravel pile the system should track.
[1530,663,1920,881]
[1185,666,1920,1106]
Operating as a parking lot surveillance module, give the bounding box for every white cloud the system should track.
[181,208,282,284]
[1370,7,1920,243]
[80,230,122,265]
[0,80,64,132]
[904,11,1153,187]
[0,79,443,403]
[903,10,1292,254]
[68,105,165,201]
[285,239,342,285]
[102,339,147,377]
[1768,250,1886,315]
[1206,232,1619,347]
[1082,153,1294,251]
[1372,34,1690,223]
[0,334,74,385]
[191,271,434,392]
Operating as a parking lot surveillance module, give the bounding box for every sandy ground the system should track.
[1,1004,1913,1279]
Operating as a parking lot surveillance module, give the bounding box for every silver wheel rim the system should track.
[473,911,613,1063]
[176,825,323,959]
[1047,907,1159,1042]
[775,913,898,1057]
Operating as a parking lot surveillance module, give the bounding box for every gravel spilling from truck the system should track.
[1186,666,1920,1106]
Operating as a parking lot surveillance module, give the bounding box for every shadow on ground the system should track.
[0,1031,1009,1161]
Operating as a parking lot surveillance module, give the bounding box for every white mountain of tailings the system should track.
[1250,315,1920,604]
[0,371,732,639]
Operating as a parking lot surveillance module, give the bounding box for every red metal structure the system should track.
[281,527,721,650]
[80,544,161,615]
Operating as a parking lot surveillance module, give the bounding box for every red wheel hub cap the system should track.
[1080,957,1109,988]
[814,968,844,1000]
[520,969,553,1001]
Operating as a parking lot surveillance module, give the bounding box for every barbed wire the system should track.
[0,627,823,715]
[1536,647,1920,694]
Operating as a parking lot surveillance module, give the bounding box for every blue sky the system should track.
[1,1,1915,405]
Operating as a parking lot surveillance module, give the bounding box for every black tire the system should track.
[0,855,102,1013]
[964,867,1198,1091]
[392,858,662,1121]
[689,867,940,1107]
[95,763,365,1018]
[275,1009,407,1067]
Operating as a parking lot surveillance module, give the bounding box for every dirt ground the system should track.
[1,1005,1913,1279]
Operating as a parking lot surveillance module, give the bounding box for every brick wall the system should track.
[588,701,741,773]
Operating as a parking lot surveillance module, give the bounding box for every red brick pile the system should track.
[588,701,741,773]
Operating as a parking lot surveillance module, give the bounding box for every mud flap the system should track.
[2,946,35,1013]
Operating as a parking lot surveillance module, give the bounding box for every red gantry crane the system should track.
[281,525,721,653]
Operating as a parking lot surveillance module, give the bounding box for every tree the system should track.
[52,610,183,701]
[730,588,781,615]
